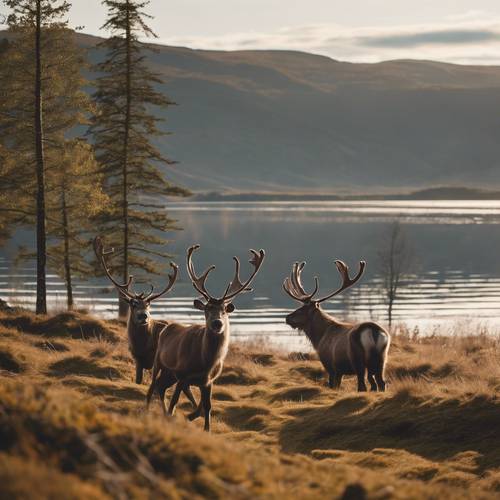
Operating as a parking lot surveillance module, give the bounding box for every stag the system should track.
[147,244,265,431]
[93,237,197,406]
[283,260,390,391]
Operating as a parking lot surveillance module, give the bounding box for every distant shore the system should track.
[187,187,500,202]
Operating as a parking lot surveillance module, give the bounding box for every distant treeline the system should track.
[0,0,189,315]
[192,187,500,202]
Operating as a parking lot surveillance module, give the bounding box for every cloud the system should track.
[153,14,500,65]
[358,29,500,48]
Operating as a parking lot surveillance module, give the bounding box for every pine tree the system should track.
[46,140,108,309]
[90,0,189,317]
[1,1,95,312]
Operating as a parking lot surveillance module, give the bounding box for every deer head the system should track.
[283,259,366,330]
[93,236,178,326]
[186,244,265,335]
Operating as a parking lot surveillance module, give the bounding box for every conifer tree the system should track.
[1,1,95,312]
[46,140,108,309]
[90,0,189,317]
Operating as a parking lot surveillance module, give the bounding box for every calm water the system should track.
[2,200,500,349]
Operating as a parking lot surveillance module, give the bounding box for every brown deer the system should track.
[147,244,265,431]
[93,237,197,406]
[283,260,390,392]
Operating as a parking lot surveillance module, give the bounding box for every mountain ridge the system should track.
[3,30,500,193]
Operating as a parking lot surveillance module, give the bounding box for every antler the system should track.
[282,261,319,303]
[221,249,266,301]
[93,236,134,299]
[186,245,265,302]
[186,245,216,301]
[147,262,179,302]
[316,260,366,303]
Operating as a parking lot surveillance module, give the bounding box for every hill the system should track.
[0,308,499,498]
[4,31,500,193]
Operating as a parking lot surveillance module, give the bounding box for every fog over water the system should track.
[2,201,500,349]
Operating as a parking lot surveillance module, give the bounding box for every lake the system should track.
[2,200,500,349]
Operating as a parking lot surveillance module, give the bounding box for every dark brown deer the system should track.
[147,244,265,431]
[283,260,390,392]
[93,237,196,406]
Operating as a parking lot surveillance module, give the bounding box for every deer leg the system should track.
[167,381,185,416]
[333,373,343,389]
[355,366,367,392]
[156,369,176,416]
[146,363,161,408]
[188,397,204,421]
[200,384,213,432]
[367,372,378,392]
[183,386,198,408]
[375,371,386,392]
[328,372,335,388]
[135,363,143,384]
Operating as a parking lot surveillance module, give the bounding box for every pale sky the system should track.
[5,1,500,64]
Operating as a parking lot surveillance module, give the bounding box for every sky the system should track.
[4,1,500,64]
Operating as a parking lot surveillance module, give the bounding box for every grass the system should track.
[0,308,498,498]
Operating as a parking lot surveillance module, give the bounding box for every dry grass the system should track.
[0,308,498,498]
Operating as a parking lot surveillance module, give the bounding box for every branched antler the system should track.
[93,236,133,299]
[283,261,318,302]
[147,262,179,302]
[186,245,265,302]
[222,249,265,301]
[94,236,178,302]
[186,245,216,301]
[283,259,366,303]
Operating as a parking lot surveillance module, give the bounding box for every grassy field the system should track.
[0,307,498,499]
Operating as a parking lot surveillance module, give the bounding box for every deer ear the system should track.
[193,299,206,311]
[225,302,235,313]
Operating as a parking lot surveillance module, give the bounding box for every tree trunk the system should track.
[61,187,73,310]
[119,0,132,319]
[34,0,47,315]
[388,296,393,329]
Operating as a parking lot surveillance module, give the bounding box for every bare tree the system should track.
[376,220,414,329]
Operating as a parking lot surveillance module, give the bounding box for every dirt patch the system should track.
[271,386,322,403]
[0,350,23,373]
[33,341,70,352]
[290,365,325,383]
[249,353,276,366]
[49,356,121,380]
[223,405,271,431]
[218,366,265,386]
[64,379,145,401]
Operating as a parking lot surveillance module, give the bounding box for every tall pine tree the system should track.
[90,0,189,317]
[46,140,108,309]
[1,1,97,312]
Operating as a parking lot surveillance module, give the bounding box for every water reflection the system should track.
[1,201,500,347]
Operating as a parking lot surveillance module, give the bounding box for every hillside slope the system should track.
[5,31,500,192]
[0,309,499,498]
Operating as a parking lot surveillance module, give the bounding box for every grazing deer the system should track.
[93,237,196,407]
[147,244,265,431]
[283,260,390,392]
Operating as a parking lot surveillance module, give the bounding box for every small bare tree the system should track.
[377,220,414,329]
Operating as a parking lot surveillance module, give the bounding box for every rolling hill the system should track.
[6,31,500,194]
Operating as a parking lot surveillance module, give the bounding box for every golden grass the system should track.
[0,308,498,498]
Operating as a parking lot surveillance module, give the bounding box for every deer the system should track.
[93,236,197,407]
[283,259,390,392]
[147,244,265,431]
